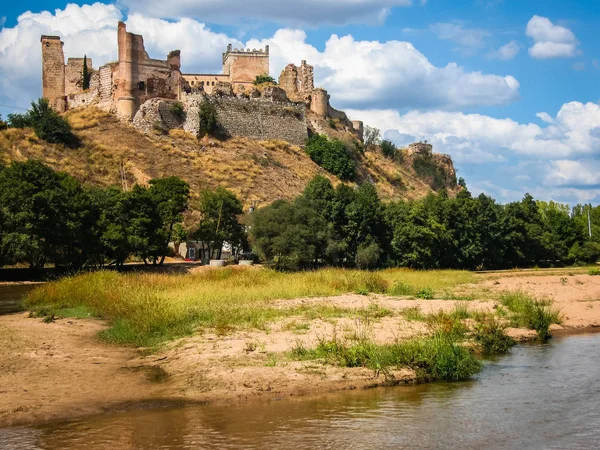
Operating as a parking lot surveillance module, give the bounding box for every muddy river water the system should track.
[1,332,599,449]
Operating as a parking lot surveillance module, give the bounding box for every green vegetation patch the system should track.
[290,331,481,382]
[499,291,562,340]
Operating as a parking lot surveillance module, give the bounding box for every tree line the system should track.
[249,175,600,271]
[0,160,598,272]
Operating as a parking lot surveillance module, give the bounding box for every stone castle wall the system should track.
[222,45,269,88]
[65,57,92,96]
[183,95,308,146]
[41,36,67,112]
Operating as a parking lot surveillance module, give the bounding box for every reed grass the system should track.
[499,291,562,340]
[290,331,482,382]
[25,267,475,347]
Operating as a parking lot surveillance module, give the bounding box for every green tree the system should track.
[363,126,380,150]
[147,176,190,264]
[253,74,276,85]
[198,101,218,137]
[195,187,245,260]
[0,161,97,270]
[249,198,328,270]
[305,134,355,180]
[380,139,396,158]
[0,114,7,131]
[8,98,79,147]
[82,55,91,90]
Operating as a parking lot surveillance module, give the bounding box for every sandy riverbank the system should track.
[1,271,599,427]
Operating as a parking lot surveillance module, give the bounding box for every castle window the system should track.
[138,81,146,91]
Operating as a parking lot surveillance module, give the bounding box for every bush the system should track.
[170,101,185,121]
[380,139,396,158]
[305,134,355,180]
[589,268,600,276]
[328,118,337,129]
[254,74,276,85]
[416,288,434,300]
[0,114,7,131]
[473,315,516,354]
[8,98,79,147]
[198,101,218,137]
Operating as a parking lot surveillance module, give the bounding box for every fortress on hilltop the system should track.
[40,21,364,145]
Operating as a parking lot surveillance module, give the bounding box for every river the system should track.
[0,284,40,315]
[1,332,599,449]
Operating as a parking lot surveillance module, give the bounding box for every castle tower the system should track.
[222,44,270,87]
[310,88,329,117]
[115,21,138,120]
[41,36,66,112]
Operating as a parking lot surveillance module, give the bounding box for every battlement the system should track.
[222,43,269,63]
[41,35,62,42]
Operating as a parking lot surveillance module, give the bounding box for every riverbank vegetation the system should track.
[25,268,472,346]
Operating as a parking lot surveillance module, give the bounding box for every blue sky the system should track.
[1,1,599,205]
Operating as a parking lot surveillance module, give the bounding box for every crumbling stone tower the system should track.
[41,36,67,112]
[222,44,270,88]
[310,88,329,117]
[279,60,314,101]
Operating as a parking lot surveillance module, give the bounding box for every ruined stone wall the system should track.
[183,95,307,146]
[182,74,229,94]
[278,60,314,102]
[65,57,93,96]
[41,36,66,112]
[115,21,181,119]
[223,45,269,88]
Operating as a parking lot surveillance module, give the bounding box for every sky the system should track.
[0,0,599,206]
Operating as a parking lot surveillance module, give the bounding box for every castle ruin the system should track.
[40,22,364,142]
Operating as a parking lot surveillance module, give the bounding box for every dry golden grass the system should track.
[65,107,111,130]
[0,106,456,213]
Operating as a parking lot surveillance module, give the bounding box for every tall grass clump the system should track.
[473,314,516,354]
[24,268,391,347]
[295,331,481,382]
[589,268,600,276]
[499,291,562,340]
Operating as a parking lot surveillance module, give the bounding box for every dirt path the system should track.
[1,272,599,428]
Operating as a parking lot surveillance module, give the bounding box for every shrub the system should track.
[198,101,218,137]
[304,134,355,180]
[416,288,434,300]
[170,101,185,121]
[328,118,337,129]
[473,315,516,354]
[0,114,7,130]
[254,74,276,85]
[589,268,600,276]
[8,98,79,147]
[380,139,396,158]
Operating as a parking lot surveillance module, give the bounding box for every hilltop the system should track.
[0,107,458,219]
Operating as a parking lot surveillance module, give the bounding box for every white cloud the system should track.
[487,40,520,60]
[572,61,586,71]
[536,112,555,124]
[347,101,600,160]
[429,22,491,54]
[0,4,520,113]
[247,30,519,110]
[545,160,600,187]
[526,15,579,59]
[117,0,414,25]
[345,102,600,204]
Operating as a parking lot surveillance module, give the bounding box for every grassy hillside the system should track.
[0,107,457,215]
